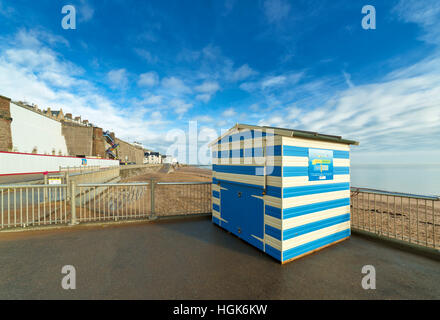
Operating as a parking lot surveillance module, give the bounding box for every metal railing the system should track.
[1,181,438,252]
[76,182,151,223]
[0,184,69,228]
[0,181,212,229]
[351,187,440,249]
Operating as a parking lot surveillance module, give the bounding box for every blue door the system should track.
[220,182,264,250]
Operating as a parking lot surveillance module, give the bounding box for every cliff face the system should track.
[0,95,13,152]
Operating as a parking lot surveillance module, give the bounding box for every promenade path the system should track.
[0,217,439,299]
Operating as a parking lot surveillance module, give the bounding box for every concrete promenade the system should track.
[0,217,439,299]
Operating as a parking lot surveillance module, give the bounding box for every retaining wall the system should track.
[0,151,119,176]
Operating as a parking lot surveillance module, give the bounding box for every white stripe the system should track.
[283,221,350,251]
[282,174,350,188]
[283,206,350,229]
[212,197,220,206]
[214,171,265,187]
[282,136,350,151]
[213,171,284,189]
[263,195,282,208]
[214,156,282,166]
[211,135,283,152]
[212,184,220,192]
[265,234,282,251]
[265,214,282,230]
[283,190,350,208]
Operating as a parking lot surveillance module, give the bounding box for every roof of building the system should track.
[209,123,359,146]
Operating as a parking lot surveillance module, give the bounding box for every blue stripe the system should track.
[283,213,350,240]
[282,166,308,177]
[283,229,350,262]
[283,146,309,157]
[213,165,281,177]
[212,216,220,226]
[213,164,349,177]
[265,244,282,262]
[212,190,219,199]
[265,224,281,240]
[213,203,219,212]
[283,198,350,219]
[266,185,281,198]
[335,167,350,174]
[283,182,350,198]
[212,145,282,158]
[212,178,218,184]
[265,205,281,219]
[283,166,349,177]
[334,150,350,159]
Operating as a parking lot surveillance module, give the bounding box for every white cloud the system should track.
[257,56,440,153]
[194,81,220,102]
[169,98,193,117]
[196,94,212,103]
[263,0,291,24]
[229,64,257,81]
[343,71,354,88]
[78,0,95,22]
[138,72,159,87]
[134,48,158,64]
[262,75,286,88]
[0,30,170,151]
[107,68,128,89]
[393,0,440,45]
[195,115,214,122]
[240,72,303,92]
[195,81,220,94]
[161,76,191,94]
[222,107,236,117]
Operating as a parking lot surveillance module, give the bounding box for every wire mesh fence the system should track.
[351,187,440,249]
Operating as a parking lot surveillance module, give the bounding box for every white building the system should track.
[143,151,163,164]
[162,155,177,164]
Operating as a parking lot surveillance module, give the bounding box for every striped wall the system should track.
[211,129,351,263]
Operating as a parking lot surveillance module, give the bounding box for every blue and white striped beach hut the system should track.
[209,124,359,264]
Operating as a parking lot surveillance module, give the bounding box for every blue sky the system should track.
[0,0,439,164]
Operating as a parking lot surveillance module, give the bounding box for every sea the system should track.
[193,164,440,197]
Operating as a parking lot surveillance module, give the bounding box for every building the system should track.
[209,123,358,264]
[0,94,146,165]
[143,151,163,164]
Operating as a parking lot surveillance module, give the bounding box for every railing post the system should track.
[150,179,155,216]
[70,181,78,225]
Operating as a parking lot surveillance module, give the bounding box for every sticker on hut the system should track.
[308,148,334,181]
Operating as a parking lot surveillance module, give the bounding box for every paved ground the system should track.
[0,173,43,185]
[0,217,439,299]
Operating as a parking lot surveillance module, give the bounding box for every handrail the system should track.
[351,187,439,201]
[0,184,68,188]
